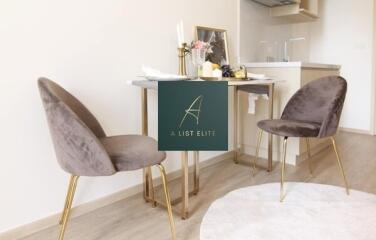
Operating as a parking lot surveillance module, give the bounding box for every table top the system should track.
[132,79,282,90]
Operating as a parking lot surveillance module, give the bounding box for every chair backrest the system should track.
[38,77,116,176]
[281,76,347,138]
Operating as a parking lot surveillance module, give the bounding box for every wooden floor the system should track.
[21,131,376,240]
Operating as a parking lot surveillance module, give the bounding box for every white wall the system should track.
[373,0,376,133]
[239,0,311,63]
[0,0,237,233]
[309,0,375,132]
[238,0,270,62]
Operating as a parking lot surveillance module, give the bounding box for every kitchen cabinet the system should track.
[270,0,319,22]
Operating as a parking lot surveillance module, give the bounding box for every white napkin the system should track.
[247,72,272,80]
[142,66,188,80]
[248,93,269,114]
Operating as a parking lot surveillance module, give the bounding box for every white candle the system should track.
[179,20,184,44]
[177,24,182,47]
[202,61,213,77]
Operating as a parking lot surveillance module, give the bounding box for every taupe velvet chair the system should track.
[38,78,176,240]
[253,76,350,202]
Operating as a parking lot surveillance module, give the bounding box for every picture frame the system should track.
[195,26,229,66]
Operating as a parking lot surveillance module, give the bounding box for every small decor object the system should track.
[202,61,213,77]
[190,40,210,77]
[221,65,234,78]
[141,66,189,81]
[196,26,229,66]
[212,69,223,78]
[190,40,213,53]
[177,43,190,76]
[233,65,247,79]
[158,81,228,151]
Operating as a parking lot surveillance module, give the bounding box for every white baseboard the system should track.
[340,127,372,135]
[0,151,234,240]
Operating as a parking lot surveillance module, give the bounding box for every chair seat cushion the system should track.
[257,119,321,138]
[100,135,166,171]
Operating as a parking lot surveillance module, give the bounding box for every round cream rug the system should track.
[200,183,376,240]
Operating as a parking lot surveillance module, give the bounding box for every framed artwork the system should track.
[196,26,229,66]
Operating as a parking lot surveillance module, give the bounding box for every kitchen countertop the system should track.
[243,62,341,70]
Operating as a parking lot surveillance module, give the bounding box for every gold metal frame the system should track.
[256,135,351,202]
[252,129,264,175]
[331,137,350,195]
[280,137,288,202]
[178,43,189,76]
[195,25,230,65]
[234,84,274,172]
[193,151,200,195]
[233,87,239,163]
[141,88,200,220]
[141,84,274,219]
[181,151,189,219]
[157,164,177,240]
[58,164,176,240]
[58,175,78,240]
[305,138,313,174]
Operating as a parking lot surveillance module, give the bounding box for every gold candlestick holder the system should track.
[178,43,189,76]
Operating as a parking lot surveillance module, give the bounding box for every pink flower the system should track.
[194,41,204,49]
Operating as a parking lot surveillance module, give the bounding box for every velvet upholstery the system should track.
[101,135,166,171]
[257,119,321,138]
[38,78,166,176]
[258,76,347,138]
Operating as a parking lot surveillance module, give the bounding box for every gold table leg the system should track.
[233,86,239,163]
[141,88,155,205]
[305,138,313,174]
[253,129,263,175]
[181,151,189,219]
[140,87,201,219]
[193,151,200,195]
[267,83,274,172]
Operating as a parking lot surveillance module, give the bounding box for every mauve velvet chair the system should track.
[38,78,176,240]
[253,76,350,202]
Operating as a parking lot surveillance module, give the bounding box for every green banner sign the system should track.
[158,81,228,151]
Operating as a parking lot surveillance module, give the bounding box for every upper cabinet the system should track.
[252,0,319,22]
[271,0,319,22]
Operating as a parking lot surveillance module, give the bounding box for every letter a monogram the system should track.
[179,95,204,128]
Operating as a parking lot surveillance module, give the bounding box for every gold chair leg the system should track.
[331,137,350,195]
[59,176,76,225]
[148,168,157,207]
[280,137,288,202]
[305,138,313,175]
[253,129,263,176]
[157,164,177,240]
[59,175,79,240]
